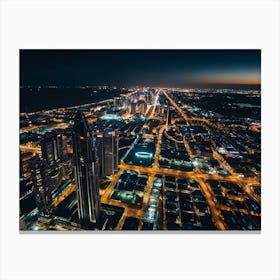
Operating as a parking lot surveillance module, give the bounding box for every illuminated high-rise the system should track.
[41,131,66,190]
[41,130,66,169]
[130,102,137,114]
[72,111,100,228]
[40,132,59,168]
[96,130,119,177]
[28,156,52,219]
[167,107,172,126]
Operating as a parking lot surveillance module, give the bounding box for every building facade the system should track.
[96,130,119,177]
[72,111,100,228]
[40,131,67,168]
[28,156,53,219]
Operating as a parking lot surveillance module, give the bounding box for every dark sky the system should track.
[20,50,261,87]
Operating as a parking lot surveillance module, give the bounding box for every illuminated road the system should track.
[183,135,194,159]
[196,178,226,229]
[163,90,193,121]
[163,130,183,144]
[154,125,166,167]
[244,183,261,204]
[20,145,41,154]
[52,183,76,207]
[116,163,259,186]
[212,149,235,175]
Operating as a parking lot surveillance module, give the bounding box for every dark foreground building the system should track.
[28,156,53,221]
[72,111,101,229]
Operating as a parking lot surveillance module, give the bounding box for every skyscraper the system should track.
[41,131,65,190]
[20,150,24,178]
[146,92,153,105]
[96,130,119,177]
[55,130,67,163]
[28,156,52,220]
[72,111,100,228]
[40,130,66,169]
[130,102,137,114]
[137,100,147,116]
[167,107,172,126]
[40,132,59,169]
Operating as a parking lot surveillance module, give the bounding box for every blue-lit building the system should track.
[72,111,100,228]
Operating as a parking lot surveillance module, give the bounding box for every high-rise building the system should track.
[29,156,53,219]
[20,150,24,178]
[137,100,147,116]
[121,96,129,111]
[113,97,123,109]
[96,130,119,177]
[130,102,137,114]
[167,107,172,126]
[41,131,66,189]
[40,132,58,168]
[139,93,147,102]
[55,130,67,163]
[72,111,100,228]
[40,131,65,170]
[146,92,153,105]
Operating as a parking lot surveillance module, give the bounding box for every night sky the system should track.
[20,50,261,88]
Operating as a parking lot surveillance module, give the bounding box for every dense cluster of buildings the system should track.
[19,87,261,231]
[20,88,153,230]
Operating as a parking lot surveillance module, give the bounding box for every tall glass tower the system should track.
[96,130,119,177]
[41,131,59,168]
[72,111,100,228]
